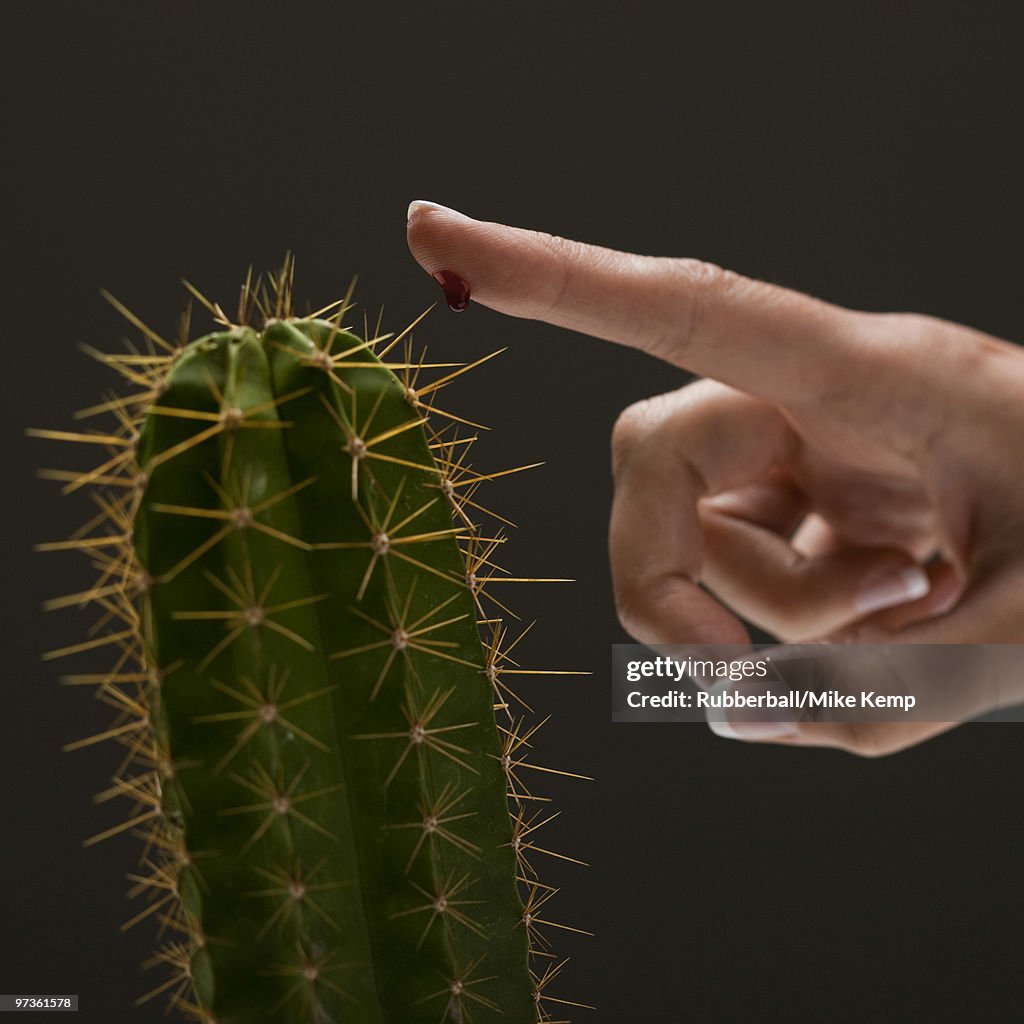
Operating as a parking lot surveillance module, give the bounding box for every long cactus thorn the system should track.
[332,588,467,698]
[243,860,350,940]
[393,872,487,948]
[533,959,595,1017]
[222,764,342,854]
[261,944,357,1016]
[509,808,589,875]
[356,686,479,788]
[415,955,499,1018]
[193,671,333,772]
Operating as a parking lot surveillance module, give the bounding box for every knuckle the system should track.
[674,257,734,296]
[611,584,642,637]
[530,231,592,318]
[610,399,655,473]
[856,311,1008,461]
[665,258,734,356]
[861,310,972,371]
[540,231,585,263]
[611,576,651,639]
[611,573,685,642]
[864,310,935,347]
[609,378,714,475]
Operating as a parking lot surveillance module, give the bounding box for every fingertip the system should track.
[406,199,474,271]
[405,202,560,322]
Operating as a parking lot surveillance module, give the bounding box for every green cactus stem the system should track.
[32,260,588,1023]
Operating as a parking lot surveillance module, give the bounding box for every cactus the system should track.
[33,260,587,1023]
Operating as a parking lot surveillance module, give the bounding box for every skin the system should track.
[406,200,1024,756]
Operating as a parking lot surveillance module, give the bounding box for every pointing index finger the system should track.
[406,200,864,404]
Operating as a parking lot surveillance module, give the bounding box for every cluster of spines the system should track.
[32,259,591,1023]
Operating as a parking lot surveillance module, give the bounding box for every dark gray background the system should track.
[4,2,1024,1021]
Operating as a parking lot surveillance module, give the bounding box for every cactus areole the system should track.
[35,263,585,1023]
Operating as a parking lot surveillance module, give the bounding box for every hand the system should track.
[406,200,1024,755]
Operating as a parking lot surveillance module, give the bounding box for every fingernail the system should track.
[707,714,799,741]
[706,713,741,740]
[856,565,930,616]
[407,199,463,226]
[704,676,799,742]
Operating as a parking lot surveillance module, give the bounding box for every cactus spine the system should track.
[34,261,586,1023]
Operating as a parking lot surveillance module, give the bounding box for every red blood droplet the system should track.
[431,269,471,312]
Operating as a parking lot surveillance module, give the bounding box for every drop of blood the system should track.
[431,269,471,312]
